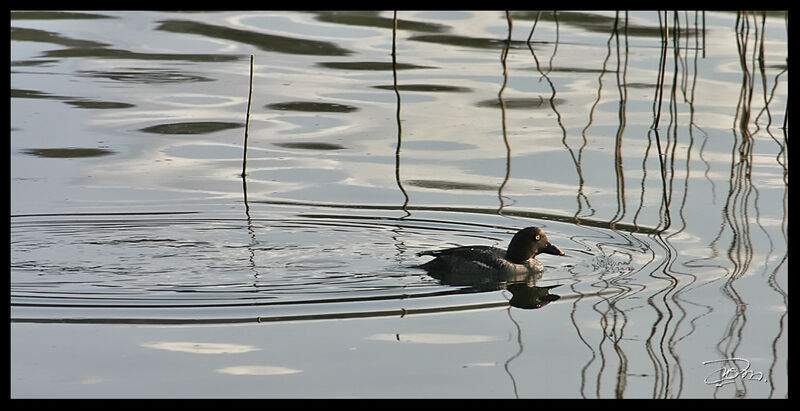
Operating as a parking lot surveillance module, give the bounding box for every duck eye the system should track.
[535,234,541,241]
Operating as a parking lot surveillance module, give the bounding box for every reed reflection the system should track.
[388,11,784,396]
[237,14,784,398]
[703,11,788,398]
[497,11,513,214]
[518,11,784,398]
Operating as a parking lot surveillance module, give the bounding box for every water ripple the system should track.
[11,210,662,324]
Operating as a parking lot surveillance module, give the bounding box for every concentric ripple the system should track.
[11,209,665,324]
[9,212,506,323]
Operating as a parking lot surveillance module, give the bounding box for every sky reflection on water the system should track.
[10,10,787,398]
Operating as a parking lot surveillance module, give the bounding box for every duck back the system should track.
[418,245,542,276]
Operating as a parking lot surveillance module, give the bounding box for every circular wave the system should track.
[11,210,660,324]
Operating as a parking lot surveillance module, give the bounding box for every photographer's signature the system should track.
[702,357,768,387]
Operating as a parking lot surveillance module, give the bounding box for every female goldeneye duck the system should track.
[417,226,565,276]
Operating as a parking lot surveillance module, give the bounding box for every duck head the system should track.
[505,226,565,264]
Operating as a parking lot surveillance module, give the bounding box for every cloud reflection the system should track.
[217,366,302,376]
[141,341,261,354]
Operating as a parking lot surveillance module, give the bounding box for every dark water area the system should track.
[11,11,787,398]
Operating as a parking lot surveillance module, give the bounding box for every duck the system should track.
[417,226,564,277]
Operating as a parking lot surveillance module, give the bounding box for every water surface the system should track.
[11,10,787,398]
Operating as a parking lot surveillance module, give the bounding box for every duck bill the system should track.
[541,243,565,256]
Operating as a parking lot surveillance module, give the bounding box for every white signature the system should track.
[702,357,768,387]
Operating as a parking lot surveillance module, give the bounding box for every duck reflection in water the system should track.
[417,227,565,309]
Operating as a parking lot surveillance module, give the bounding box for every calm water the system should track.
[11,11,787,398]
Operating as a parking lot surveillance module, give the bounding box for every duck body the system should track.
[417,227,564,278]
[418,245,544,277]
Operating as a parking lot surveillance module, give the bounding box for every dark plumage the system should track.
[417,226,564,277]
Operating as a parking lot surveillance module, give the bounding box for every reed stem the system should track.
[241,54,254,177]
